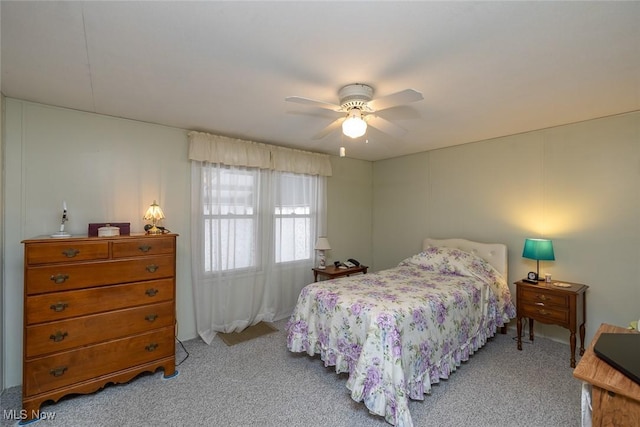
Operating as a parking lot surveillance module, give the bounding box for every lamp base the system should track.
[316,250,327,269]
[50,232,71,238]
[145,225,162,235]
[144,224,162,234]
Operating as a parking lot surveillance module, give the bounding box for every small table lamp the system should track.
[143,200,165,234]
[314,237,331,269]
[522,238,555,281]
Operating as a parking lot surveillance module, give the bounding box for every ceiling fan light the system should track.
[342,110,367,138]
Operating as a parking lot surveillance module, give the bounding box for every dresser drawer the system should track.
[519,287,568,308]
[112,237,175,258]
[26,301,174,358]
[26,278,174,324]
[25,241,109,265]
[24,326,175,396]
[520,303,569,324]
[25,255,175,295]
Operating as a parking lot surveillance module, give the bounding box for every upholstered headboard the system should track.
[422,238,508,279]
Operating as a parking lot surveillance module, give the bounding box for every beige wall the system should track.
[373,111,640,346]
[326,156,373,268]
[372,151,430,266]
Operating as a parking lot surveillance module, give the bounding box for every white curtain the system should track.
[189,132,330,344]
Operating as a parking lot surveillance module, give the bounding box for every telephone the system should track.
[334,259,361,269]
[334,261,347,269]
[344,258,360,268]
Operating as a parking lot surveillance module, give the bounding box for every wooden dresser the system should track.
[574,323,640,427]
[21,233,177,421]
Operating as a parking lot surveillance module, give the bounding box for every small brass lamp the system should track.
[143,200,165,234]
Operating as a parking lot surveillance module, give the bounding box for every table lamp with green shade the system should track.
[522,238,555,283]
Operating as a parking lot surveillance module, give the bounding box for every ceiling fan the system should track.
[285,83,423,140]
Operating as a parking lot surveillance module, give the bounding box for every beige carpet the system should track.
[217,322,278,346]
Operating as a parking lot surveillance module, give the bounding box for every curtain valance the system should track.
[188,131,332,176]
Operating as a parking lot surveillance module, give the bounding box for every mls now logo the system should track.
[3,409,56,422]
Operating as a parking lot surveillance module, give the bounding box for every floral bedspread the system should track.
[286,247,516,427]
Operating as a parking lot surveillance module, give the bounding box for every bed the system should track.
[286,238,516,427]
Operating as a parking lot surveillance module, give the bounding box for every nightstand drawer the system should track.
[519,287,568,308]
[520,303,569,324]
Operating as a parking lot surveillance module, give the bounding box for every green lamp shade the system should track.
[522,238,555,261]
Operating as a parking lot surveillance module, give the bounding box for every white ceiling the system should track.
[2,1,639,161]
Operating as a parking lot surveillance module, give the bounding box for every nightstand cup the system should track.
[515,279,588,367]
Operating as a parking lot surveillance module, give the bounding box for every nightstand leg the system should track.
[570,330,577,368]
[580,293,587,356]
[517,317,522,350]
[529,318,534,342]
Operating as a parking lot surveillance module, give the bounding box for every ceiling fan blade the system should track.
[366,115,407,139]
[285,96,342,112]
[368,89,424,112]
[312,117,345,140]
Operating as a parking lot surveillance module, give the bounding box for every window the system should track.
[201,166,318,273]
[203,166,259,272]
[274,173,314,263]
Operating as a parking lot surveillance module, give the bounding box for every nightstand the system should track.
[312,265,368,282]
[515,279,588,367]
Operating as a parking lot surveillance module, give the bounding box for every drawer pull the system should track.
[61,248,80,258]
[537,309,550,315]
[145,314,158,322]
[146,264,159,273]
[139,244,152,253]
[145,288,159,297]
[50,366,67,377]
[145,343,158,352]
[535,302,545,306]
[50,302,69,312]
[49,331,68,342]
[536,294,549,301]
[50,274,69,284]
